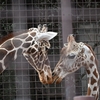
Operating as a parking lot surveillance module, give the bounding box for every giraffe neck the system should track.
[86,64,99,100]
[0,30,37,73]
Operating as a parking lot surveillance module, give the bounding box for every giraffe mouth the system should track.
[52,72,62,84]
[39,75,53,84]
[38,71,53,84]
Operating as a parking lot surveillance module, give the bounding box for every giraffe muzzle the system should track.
[38,70,53,84]
[52,72,62,84]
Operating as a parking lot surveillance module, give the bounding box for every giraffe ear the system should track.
[36,32,58,41]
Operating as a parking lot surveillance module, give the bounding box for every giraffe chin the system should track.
[55,78,62,84]
[52,75,62,84]
[38,72,53,84]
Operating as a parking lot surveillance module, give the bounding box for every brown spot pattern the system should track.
[80,48,85,54]
[23,52,38,70]
[45,59,50,65]
[26,37,33,41]
[31,52,37,57]
[93,69,98,78]
[22,43,30,48]
[90,56,93,61]
[84,63,87,67]
[86,69,90,75]
[1,40,14,50]
[77,63,81,67]
[91,76,97,85]
[93,86,97,91]
[82,62,86,66]
[85,43,98,67]
[12,39,22,47]
[89,63,94,68]
[81,58,84,61]
[34,44,38,48]
[30,32,36,37]
[0,49,7,60]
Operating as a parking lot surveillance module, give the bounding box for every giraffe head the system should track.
[23,24,57,84]
[52,34,95,83]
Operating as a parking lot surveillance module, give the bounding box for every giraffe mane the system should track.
[0,30,29,45]
[85,43,98,67]
[0,33,14,44]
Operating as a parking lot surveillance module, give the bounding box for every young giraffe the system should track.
[52,34,99,100]
[0,24,57,84]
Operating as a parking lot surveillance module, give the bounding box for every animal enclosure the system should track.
[0,0,100,100]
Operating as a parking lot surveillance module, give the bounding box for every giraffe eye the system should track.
[73,44,75,47]
[67,53,76,59]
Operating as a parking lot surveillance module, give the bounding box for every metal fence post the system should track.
[61,0,75,100]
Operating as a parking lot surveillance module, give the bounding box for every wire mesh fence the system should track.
[0,0,100,100]
[0,0,65,100]
[71,0,100,98]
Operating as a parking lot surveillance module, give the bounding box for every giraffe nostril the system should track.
[47,76,50,81]
[52,72,56,76]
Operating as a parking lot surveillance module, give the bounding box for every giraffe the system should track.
[23,24,55,84]
[52,34,99,100]
[0,24,57,84]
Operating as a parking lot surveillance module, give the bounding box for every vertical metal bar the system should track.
[61,0,75,100]
[12,0,31,100]
[61,0,73,43]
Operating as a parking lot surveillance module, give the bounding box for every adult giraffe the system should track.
[52,34,99,100]
[0,24,57,84]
